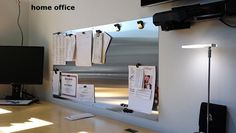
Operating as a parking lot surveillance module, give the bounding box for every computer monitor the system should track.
[0,46,44,100]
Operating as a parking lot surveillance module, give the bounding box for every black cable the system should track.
[17,0,24,46]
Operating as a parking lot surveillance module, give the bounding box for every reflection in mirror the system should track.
[54,17,159,120]
[92,17,158,112]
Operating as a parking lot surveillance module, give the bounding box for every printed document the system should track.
[92,32,103,64]
[65,35,76,62]
[52,70,61,96]
[61,73,78,100]
[75,31,92,66]
[128,66,156,114]
[52,34,66,65]
[77,84,95,102]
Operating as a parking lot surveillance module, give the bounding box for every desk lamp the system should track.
[182,43,217,133]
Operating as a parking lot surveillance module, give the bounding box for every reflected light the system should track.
[0,117,53,133]
[0,108,12,114]
[97,99,128,105]
[95,87,128,97]
[152,111,159,115]
[182,44,217,49]
[78,131,89,133]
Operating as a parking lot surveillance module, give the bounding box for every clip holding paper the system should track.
[83,85,87,88]
[114,23,121,32]
[95,30,102,37]
[53,68,59,74]
[82,32,86,34]
[136,63,142,68]
[96,30,102,33]
[67,34,74,36]
[53,32,61,35]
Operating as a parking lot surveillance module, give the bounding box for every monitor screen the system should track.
[0,46,44,84]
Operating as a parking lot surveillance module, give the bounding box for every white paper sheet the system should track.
[75,31,92,66]
[65,35,76,62]
[92,32,103,64]
[52,34,60,65]
[128,66,156,114]
[52,34,66,65]
[59,34,66,65]
[52,71,61,96]
[102,32,112,64]
[61,73,78,100]
[77,84,95,102]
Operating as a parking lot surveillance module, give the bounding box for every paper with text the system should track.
[77,84,95,103]
[128,66,156,114]
[52,34,66,65]
[75,31,92,66]
[52,71,61,96]
[65,35,76,62]
[61,73,78,100]
[92,32,103,64]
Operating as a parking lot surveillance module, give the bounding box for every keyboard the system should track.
[0,100,33,105]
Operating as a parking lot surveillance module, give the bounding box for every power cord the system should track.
[17,0,24,46]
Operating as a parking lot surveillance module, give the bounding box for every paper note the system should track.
[65,35,76,62]
[52,70,61,96]
[128,66,156,114]
[52,34,66,65]
[75,31,92,66]
[92,32,103,64]
[77,84,95,103]
[61,73,78,100]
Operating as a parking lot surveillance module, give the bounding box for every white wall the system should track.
[0,0,29,98]
[0,0,29,45]
[159,20,236,133]
[27,0,236,133]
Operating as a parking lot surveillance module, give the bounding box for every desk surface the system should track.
[0,102,157,133]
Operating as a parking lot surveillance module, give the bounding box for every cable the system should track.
[17,0,24,46]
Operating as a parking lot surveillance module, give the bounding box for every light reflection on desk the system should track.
[0,108,11,115]
[0,118,53,133]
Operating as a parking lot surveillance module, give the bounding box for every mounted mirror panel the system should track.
[54,17,159,121]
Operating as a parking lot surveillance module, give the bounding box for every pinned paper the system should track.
[65,35,76,62]
[92,32,103,64]
[52,70,61,96]
[61,73,78,100]
[77,84,95,103]
[128,66,156,114]
[52,33,75,65]
[75,31,92,66]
